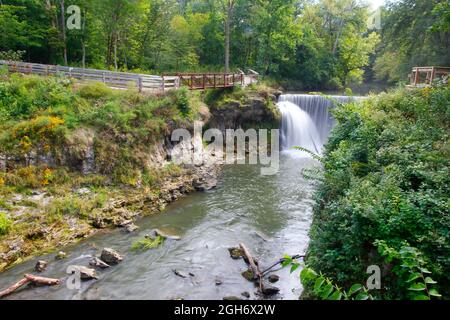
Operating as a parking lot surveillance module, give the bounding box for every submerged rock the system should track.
[268,274,280,283]
[55,251,67,260]
[228,247,244,260]
[241,269,254,282]
[35,260,48,272]
[241,291,251,299]
[172,269,189,279]
[261,282,280,296]
[100,248,123,265]
[89,257,110,269]
[68,265,98,280]
[152,228,181,241]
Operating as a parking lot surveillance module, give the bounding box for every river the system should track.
[0,154,318,300]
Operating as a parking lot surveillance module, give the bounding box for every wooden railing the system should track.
[408,66,450,87]
[0,60,177,92]
[166,73,245,90]
[0,60,258,92]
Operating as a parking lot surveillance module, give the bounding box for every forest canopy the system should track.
[0,0,449,90]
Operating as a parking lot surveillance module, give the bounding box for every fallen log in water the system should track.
[0,274,60,299]
[232,244,305,296]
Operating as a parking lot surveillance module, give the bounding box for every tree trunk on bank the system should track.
[225,11,231,73]
[60,0,68,65]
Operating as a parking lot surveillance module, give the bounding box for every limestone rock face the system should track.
[207,94,281,134]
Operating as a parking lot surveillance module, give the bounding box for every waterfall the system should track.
[277,94,358,155]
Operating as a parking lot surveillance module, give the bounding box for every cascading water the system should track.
[278,101,322,154]
[277,94,358,155]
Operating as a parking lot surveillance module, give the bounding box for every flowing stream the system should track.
[0,94,349,300]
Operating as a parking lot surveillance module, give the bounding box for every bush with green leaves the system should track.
[376,240,441,300]
[306,85,449,299]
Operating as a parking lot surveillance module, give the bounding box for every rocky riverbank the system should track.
[0,135,221,272]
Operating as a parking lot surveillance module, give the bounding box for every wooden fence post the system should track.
[138,76,143,93]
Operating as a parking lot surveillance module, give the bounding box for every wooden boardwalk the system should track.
[0,60,258,92]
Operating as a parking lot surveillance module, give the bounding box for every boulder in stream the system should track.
[35,260,48,272]
[68,265,98,280]
[100,248,123,265]
[89,257,110,269]
[268,274,280,283]
[261,282,280,296]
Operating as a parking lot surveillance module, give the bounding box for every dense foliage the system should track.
[306,85,449,299]
[0,0,384,90]
[374,0,450,83]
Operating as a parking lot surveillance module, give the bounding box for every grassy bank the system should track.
[304,85,449,299]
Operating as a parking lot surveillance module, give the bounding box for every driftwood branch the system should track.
[239,243,261,280]
[0,274,60,299]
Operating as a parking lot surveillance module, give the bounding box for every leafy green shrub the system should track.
[0,212,12,236]
[376,241,441,300]
[307,85,450,299]
[283,256,372,300]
